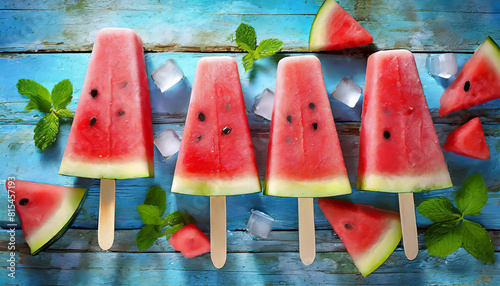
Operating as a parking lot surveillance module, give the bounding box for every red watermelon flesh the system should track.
[439,37,500,116]
[5,179,87,255]
[357,50,452,193]
[443,117,490,160]
[169,224,210,258]
[265,55,351,197]
[318,199,401,277]
[59,28,154,179]
[171,56,260,196]
[309,0,373,51]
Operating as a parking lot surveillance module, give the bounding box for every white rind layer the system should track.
[265,176,352,197]
[59,158,154,179]
[357,168,452,193]
[171,176,261,196]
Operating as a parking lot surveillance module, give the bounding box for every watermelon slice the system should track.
[357,50,452,193]
[5,180,87,255]
[443,117,490,160]
[309,0,373,51]
[265,55,351,197]
[59,28,154,179]
[318,199,401,277]
[169,224,210,258]
[439,37,500,116]
[171,56,260,196]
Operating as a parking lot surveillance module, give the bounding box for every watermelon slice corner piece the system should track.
[439,37,500,116]
[318,199,401,277]
[5,180,87,255]
[168,224,210,258]
[309,0,373,51]
[443,117,490,160]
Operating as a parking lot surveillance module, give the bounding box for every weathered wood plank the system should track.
[1,52,499,125]
[1,0,499,52]
[0,250,498,285]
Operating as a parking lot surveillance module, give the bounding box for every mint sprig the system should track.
[231,23,283,72]
[418,174,494,263]
[16,79,74,151]
[136,186,196,251]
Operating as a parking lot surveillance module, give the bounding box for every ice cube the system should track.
[153,128,181,159]
[331,77,363,108]
[246,209,274,239]
[151,59,184,93]
[426,53,458,79]
[252,88,275,120]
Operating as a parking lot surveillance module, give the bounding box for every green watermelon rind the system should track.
[59,159,154,180]
[357,168,453,193]
[28,188,88,255]
[480,36,500,73]
[354,218,402,277]
[171,176,261,196]
[309,0,339,51]
[264,177,352,197]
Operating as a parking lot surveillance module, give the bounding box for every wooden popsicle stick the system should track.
[298,197,316,265]
[210,196,227,269]
[399,193,418,260]
[98,179,116,250]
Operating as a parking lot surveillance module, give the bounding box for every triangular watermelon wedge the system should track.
[309,0,373,51]
[318,199,401,277]
[439,37,500,116]
[5,180,87,255]
[443,117,490,160]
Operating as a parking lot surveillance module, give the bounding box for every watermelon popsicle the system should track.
[171,56,261,268]
[265,55,352,265]
[357,50,452,259]
[59,28,154,249]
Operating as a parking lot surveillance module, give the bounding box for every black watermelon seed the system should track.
[118,110,125,116]
[19,198,29,206]
[90,89,98,98]
[312,122,318,130]
[309,102,315,110]
[198,112,206,122]
[344,223,354,230]
[464,81,471,92]
[122,82,128,88]
[226,104,231,110]
[287,115,292,123]
[222,126,231,135]
[197,135,203,141]
[385,109,389,114]
[384,130,391,139]
[90,117,97,126]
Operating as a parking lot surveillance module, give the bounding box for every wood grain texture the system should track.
[1,0,500,52]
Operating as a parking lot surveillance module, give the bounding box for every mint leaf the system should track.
[144,186,167,216]
[51,79,73,110]
[456,174,488,216]
[55,109,74,118]
[418,197,461,223]
[242,53,255,72]
[165,223,184,239]
[255,39,283,59]
[137,204,163,225]
[425,222,463,257]
[136,224,162,250]
[33,112,59,151]
[163,211,196,227]
[461,220,495,263]
[17,79,52,113]
[235,23,256,52]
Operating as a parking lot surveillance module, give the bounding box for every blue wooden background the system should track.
[1,0,499,285]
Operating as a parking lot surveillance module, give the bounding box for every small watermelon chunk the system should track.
[443,117,490,160]
[5,180,87,255]
[318,199,401,277]
[309,0,373,51]
[439,37,500,116]
[169,224,210,258]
